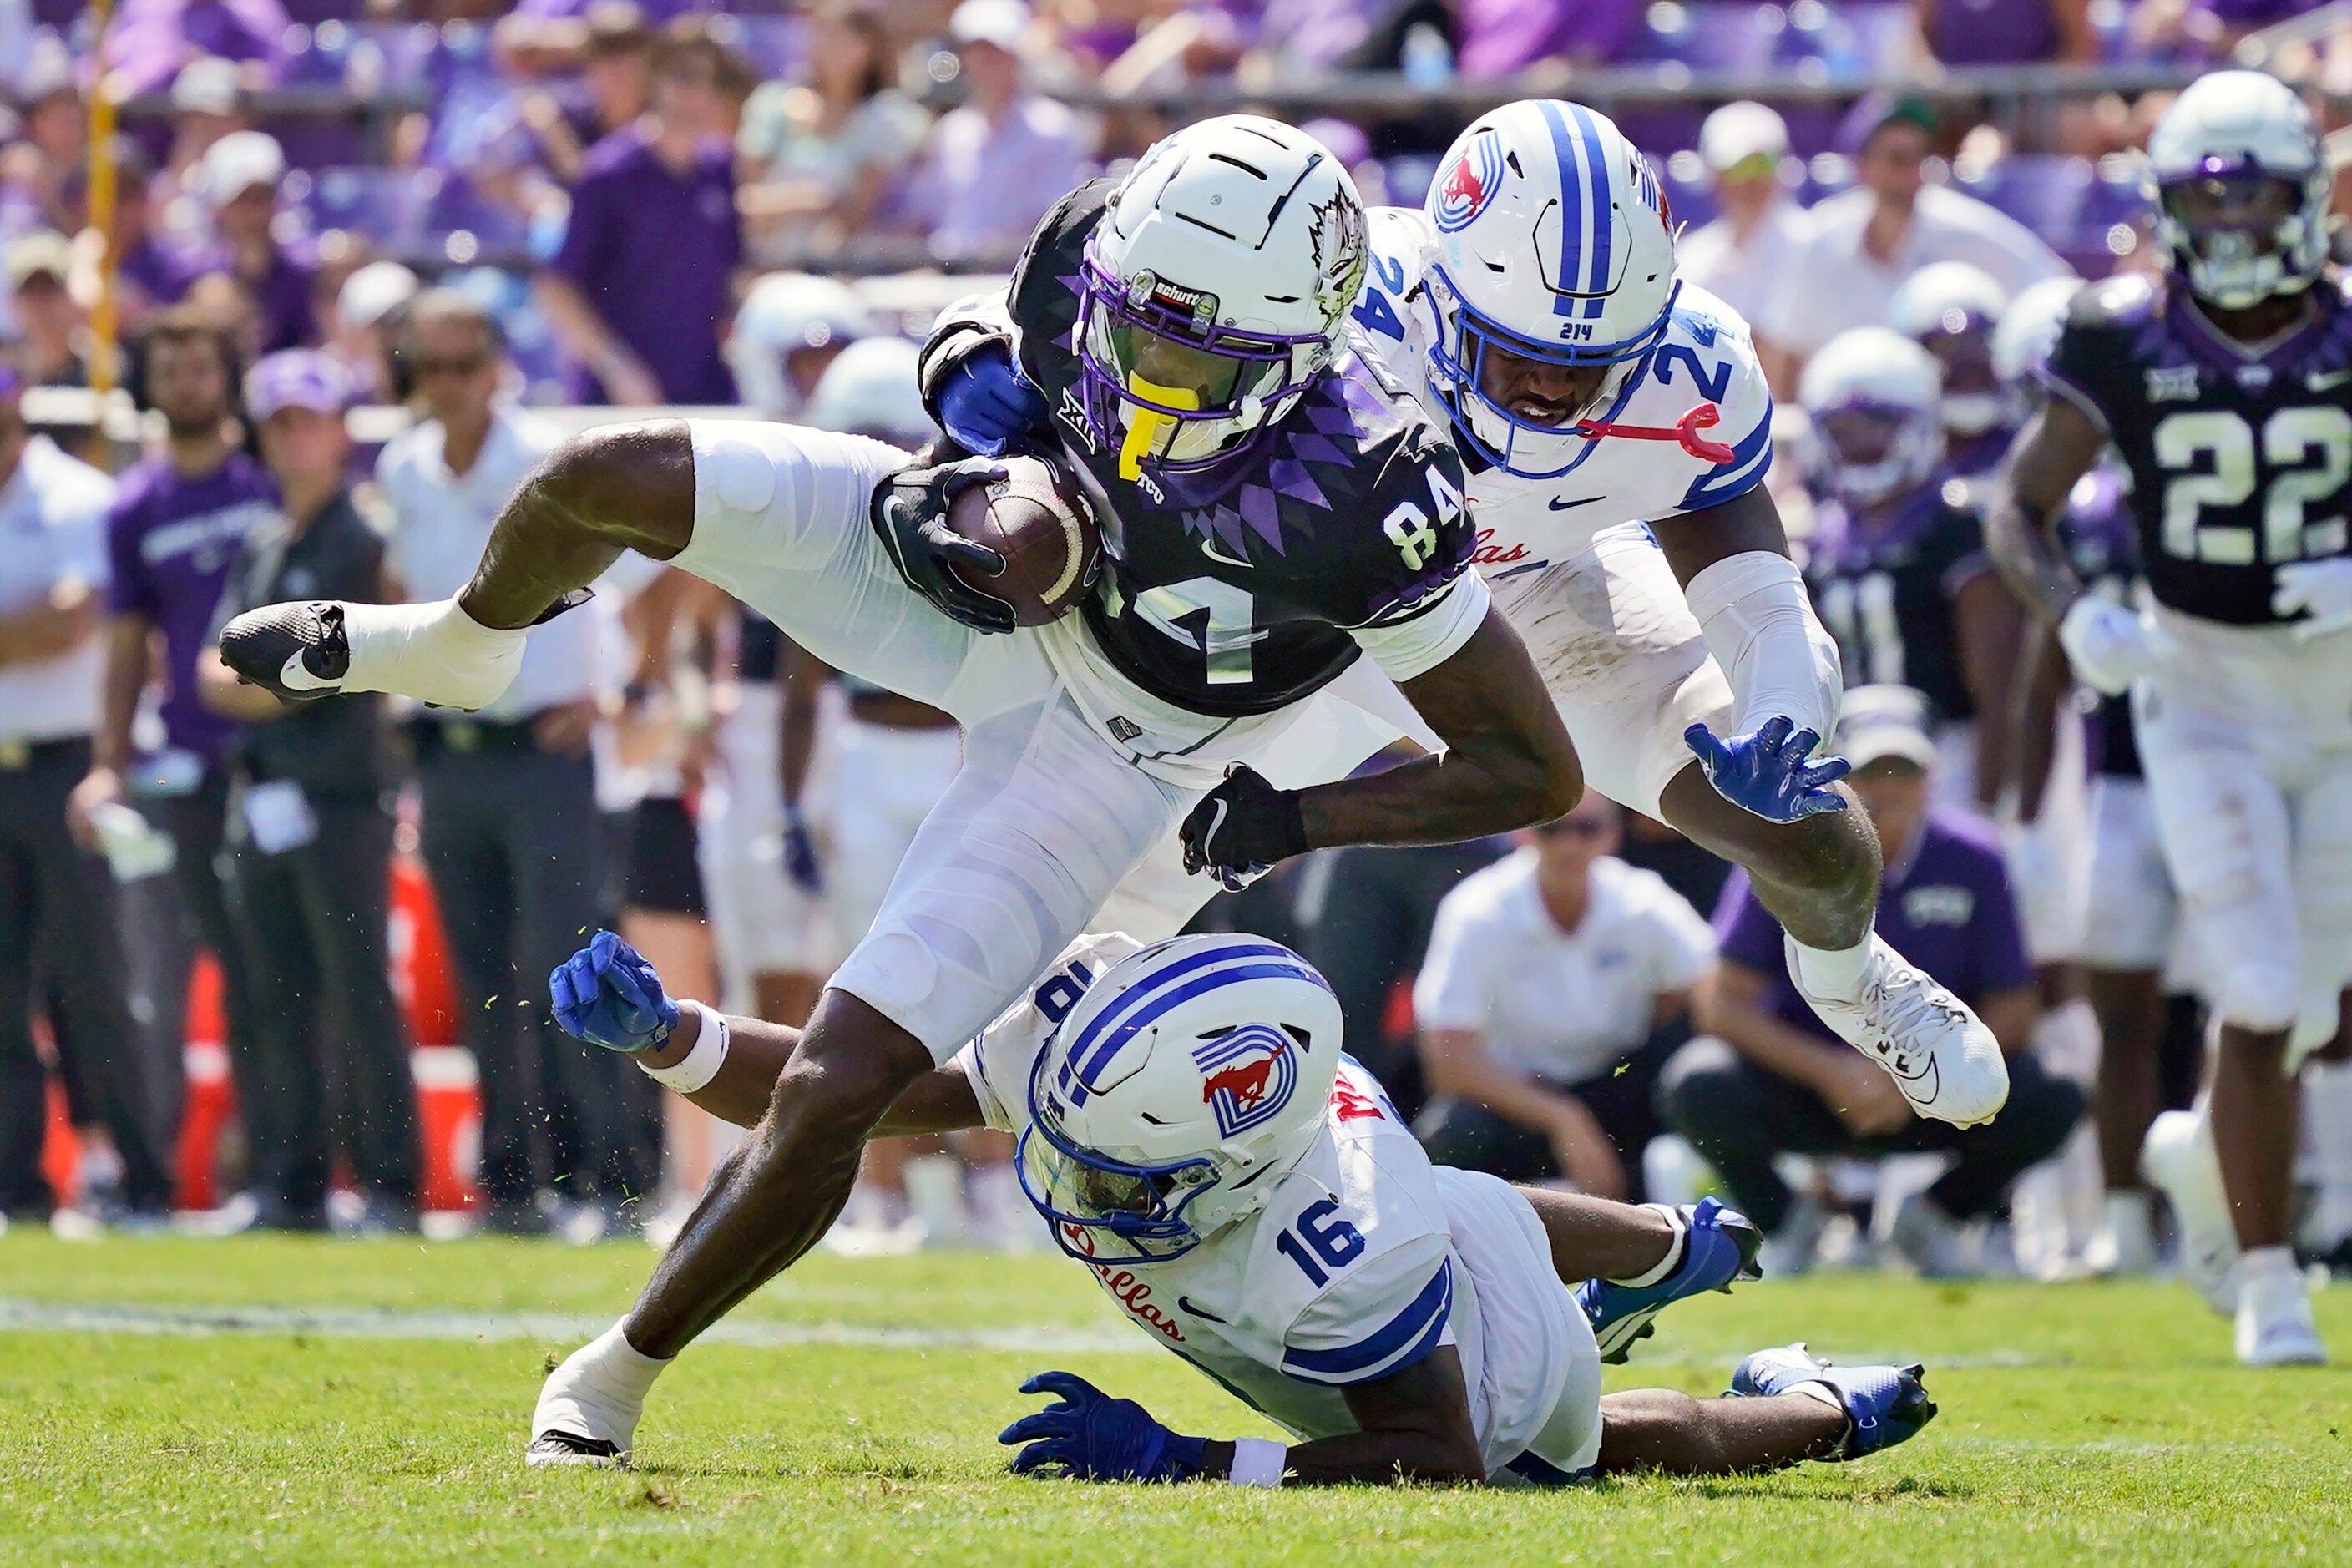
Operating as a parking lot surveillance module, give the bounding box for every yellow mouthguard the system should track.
[1118,377,1202,480]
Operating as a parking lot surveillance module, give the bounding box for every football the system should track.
[943,455,1103,627]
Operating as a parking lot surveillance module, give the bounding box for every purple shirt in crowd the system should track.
[189,238,319,356]
[1457,0,1643,77]
[103,453,281,757]
[119,238,196,311]
[1927,0,2061,64]
[108,0,291,98]
[1713,810,2031,1036]
[547,125,741,405]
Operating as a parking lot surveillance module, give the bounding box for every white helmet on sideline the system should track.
[1887,261,2010,437]
[1421,99,1681,478]
[805,336,931,445]
[1799,326,1945,508]
[2146,70,2331,310]
[1019,934,1343,1263]
[1078,114,1367,476]
[730,272,878,417]
[1990,275,2086,390]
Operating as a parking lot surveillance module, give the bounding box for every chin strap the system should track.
[1571,400,1737,464]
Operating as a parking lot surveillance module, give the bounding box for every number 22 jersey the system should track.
[956,934,1595,1479]
[2042,271,2352,627]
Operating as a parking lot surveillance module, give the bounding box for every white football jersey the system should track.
[958,935,1591,1478]
[1354,207,1778,595]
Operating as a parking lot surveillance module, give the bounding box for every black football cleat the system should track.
[525,1429,630,1469]
[219,600,350,702]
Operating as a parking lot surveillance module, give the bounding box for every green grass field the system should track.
[3,1232,2347,1565]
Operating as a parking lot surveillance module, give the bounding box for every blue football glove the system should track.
[1684,716,1852,824]
[549,929,680,1055]
[780,805,823,893]
[935,343,1050,458]
[998,1372,1208,1483]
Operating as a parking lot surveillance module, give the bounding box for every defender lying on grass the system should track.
[530,928,1935,1485]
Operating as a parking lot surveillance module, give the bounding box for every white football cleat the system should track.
[1785,935,2010,1127]
[526,1325,668,1469]
[2140,1108,2238,1315]
[2235,1255,2325,1367]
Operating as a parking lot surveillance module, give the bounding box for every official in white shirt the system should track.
[1412,794,1718,1201]
[376,291,651,1234]
[1753,94,2073,392]
[1675,102,1811,334]
[0,340,175,1222]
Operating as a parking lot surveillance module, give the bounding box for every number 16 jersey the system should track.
[2042,271,2352,626]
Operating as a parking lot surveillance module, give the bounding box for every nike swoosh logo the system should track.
[1201,538,1252,569]
[1549,496,1604,511]
[1200,797,1230,848]
[2309,370,2352,391]
[1177,1296,1227,1323]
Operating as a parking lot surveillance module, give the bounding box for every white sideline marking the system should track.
[0,1298,1153,1355]
[0,1298,2047,1370]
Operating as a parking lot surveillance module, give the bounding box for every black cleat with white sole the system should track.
[525,1430,630,1469]
[220,600,350,701]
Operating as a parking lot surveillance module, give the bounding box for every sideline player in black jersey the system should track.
[1796,325,2026,810]
[213,117,1606,1464]
[1989,71,2352,1365]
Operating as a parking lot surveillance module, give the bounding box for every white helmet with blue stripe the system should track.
[1019,933,1343,1263]
[1422,99,1681,479]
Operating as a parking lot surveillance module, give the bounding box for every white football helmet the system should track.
[1079,115,1366,477]
[1019,933,1343,1263]
[1798,326,1945,508]
[2146,70,2331,311]
[1421,99,1681,478]
[1990,275,2086,390]
[728,271,878,418]
[804,336,931,445]
[1886,260,2010,437]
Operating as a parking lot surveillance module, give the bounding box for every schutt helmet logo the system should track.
[1193,1023,1299,1139]
[1434,129,1505,235]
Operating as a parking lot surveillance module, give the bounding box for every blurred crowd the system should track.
[5,1,2352,1277]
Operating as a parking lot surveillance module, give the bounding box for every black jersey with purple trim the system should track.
[1804,484,1991,725]
[2055,465,2144,779]
[2042,272,2352,627]
[1004,180,1477,719]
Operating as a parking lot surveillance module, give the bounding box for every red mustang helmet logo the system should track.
[1202,1055,1279,1111]
[1441,158,1485,213]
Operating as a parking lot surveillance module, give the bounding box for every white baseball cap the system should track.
[338,260,420,331]
[949,0,1029,51]
[172,55,241,117]
[1834,684,1940,771]
[201,130,286,206]
[1700,101,1789,175]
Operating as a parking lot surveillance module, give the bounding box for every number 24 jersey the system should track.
[2043,272,2352,626]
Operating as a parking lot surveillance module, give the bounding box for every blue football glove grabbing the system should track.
[1684,715,1851,824]
[779,805,823,893]
[998,1372,1208,1483]
[549,929,680,1055]
[935,343,1050,458]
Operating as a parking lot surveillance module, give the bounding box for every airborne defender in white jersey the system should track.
[1335,100,2007,1131]
[529,928,1937,1483]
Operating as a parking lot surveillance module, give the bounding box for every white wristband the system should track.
[641,1002,729,1094]
[1227,1437,1287,1488]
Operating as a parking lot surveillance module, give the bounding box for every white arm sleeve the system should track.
[1682,549,1843,743]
